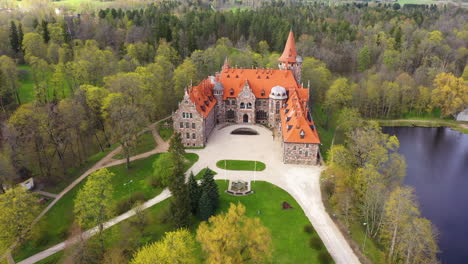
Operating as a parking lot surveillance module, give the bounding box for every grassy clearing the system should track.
[157,121,174,141]
[112,131,156,159]
[216,160,266,171]
[17,65,34,104]
[13,153,199,262]
[376,118,468,134]
[43,143,119,194]
[21,180,328,264]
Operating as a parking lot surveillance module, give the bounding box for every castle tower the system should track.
[278,30,302,84]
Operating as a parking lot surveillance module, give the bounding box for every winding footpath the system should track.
[13,123,360,264]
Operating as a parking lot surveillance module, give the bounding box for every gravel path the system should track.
[12,122,360,264]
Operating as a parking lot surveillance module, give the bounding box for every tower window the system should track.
[300,130,305,139]
[192,133,196,139]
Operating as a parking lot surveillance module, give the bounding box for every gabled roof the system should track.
[188,79,216,118]
[219,67,298,100]
[280,89,320,144]
[278,30,298,64]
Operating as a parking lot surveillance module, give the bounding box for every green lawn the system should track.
[32,180,328,264]
[43,143,119,194]
[216,160,266,171]
[17,65,34,104]
[13,153,199,262]
[112,131,156,159]
[157,121,174,141]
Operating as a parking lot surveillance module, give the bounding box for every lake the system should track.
[382,126,468,264]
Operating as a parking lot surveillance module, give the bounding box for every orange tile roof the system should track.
[279,30,298,64]
[280,89,320,144]
[219,68,298,100]
[188,79,216,118]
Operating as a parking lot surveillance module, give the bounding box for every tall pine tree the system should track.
[200,169,219,211]
[18,23,23,52]
[197,189,214,221]
[167,133,191,228]
[188,171,200,214]
[9,21,19,53]
[41,20,50,43]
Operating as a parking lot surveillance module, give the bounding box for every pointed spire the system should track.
[278,30,298,64]
[222,57,230,70]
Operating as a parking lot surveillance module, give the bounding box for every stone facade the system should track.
[173,94,206,147]
[282,142,320,165]
[172,31,321,165]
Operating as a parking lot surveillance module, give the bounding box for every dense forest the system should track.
[0,1,466,263]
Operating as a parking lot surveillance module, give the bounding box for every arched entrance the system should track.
[243,114,249,123]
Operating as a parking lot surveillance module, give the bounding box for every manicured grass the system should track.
[43,143,119,194]
[216,160,266,171]
[17,65,34,104]
[13,153,199,262]
[112,131,156,159]
[157,121,174,141]
[217,181,326,263]
[193,167,217,180]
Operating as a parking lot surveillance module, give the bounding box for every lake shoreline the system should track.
[375,119,468,134]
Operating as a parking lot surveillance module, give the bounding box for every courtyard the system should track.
[187,124,360,264]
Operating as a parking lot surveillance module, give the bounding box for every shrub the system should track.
[147,176,163,188]
[318,250,333,264]
[114,192,147,215]
[304,224,315,234]
[309,236,323,250]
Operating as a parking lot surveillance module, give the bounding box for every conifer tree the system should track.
[200,168,219,211]
[9,21,19,53]
[197,189,214,221]
[167,132,190,228]
[188,171,200,214]
[18,23,23,52]
[41,20,50,43]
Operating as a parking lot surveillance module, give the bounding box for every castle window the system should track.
[293,146,296,150]
[231,100,235,105]
[261,89,265,96]
[286,117,291,122]
[182,112,186,118]
[204,101,209,106]
[180,122,183,128]
[276,101,280,114]
[288,125,293,131]
[266,76,269,79]
[192,133,196,139]
[235,75,239,78]
[305,151,309,157]
[186,133,190,139]
[189,113,193,118]
[256,110,267,120]
[257,75,261,79]
[208,96,213,101]
[240,102,245,109]
[299,150,303,155]
[247,103,252,109]
[226,100,230,105]
[192,123,196,129]
[201,105,206,111]
[227,74,230,78]
[263,101,267,106]
[300,130,305,139]
[230,89,234,96]
[185,122,190,128]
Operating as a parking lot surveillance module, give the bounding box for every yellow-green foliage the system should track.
[130,229,196,264]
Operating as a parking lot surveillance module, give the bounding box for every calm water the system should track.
[382,127,468,264]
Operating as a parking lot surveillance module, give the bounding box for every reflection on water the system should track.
[383,127,468,264]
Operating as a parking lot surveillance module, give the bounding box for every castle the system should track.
[173,31,321,165]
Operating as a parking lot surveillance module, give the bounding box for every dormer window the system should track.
[208,96,213,101]
[261,89,265,96]
[230,89,234,96]
[287,125,292,131]
[201,105,206,111]
[286,117,291,122]
[300,130,305,139]
[257,75,261,79]
[227,74,230,78]
[235,75,239,78]
[266,76,269,79]
[204,101,209,106]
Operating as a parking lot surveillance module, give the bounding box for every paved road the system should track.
[187,124,360,264]
[14,123,360,264]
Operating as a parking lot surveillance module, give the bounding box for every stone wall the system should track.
[255,99,269,124]
[173,97,206,147]
[204,107,216,141]
[283,142,319,165]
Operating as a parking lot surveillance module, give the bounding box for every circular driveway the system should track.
[187,124,360,264]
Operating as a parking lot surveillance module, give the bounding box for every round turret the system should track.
[269,85,287,100]
[213,82,224,95]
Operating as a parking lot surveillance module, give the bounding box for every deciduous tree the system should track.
[196,203,271,264]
